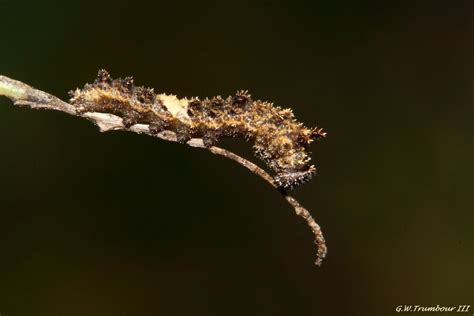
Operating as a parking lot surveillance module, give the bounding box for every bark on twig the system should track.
[0,75,327,266]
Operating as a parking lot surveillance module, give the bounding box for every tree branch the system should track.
[0,75,327,266]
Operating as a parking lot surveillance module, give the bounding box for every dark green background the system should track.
[0,1,472,315]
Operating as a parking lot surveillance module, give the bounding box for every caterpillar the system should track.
[69,70,326,190]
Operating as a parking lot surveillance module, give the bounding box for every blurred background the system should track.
[0,1,472,315]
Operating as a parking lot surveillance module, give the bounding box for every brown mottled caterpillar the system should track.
[69,70,326,190]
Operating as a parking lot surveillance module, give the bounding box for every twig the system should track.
[0,75,327,266]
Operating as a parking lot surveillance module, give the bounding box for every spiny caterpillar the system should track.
[70,70,326,190]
